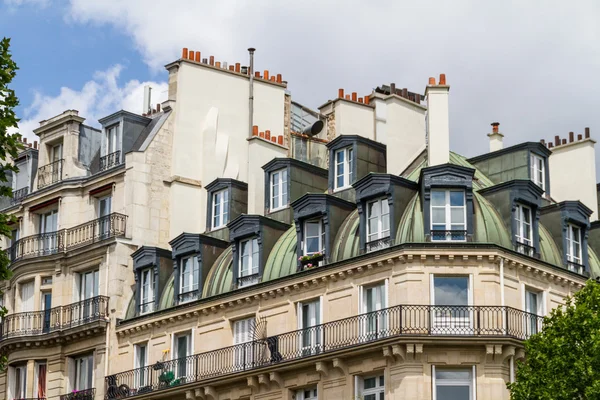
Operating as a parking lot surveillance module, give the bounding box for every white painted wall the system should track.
[426,86,450,166]
[334,101,374,139]
[488,133,504,152]
[549,139,598,220]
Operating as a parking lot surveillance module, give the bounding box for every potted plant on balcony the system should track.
[158,370,175,388]
[298,251,325,267]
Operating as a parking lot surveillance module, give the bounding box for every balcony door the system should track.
[98,195,112,239]
[10,364,27,400]
[78,270,99,322]
[51,143,63,182]
[73,354,93,392]
[360,282,388,340]
[524,288,544,337]
[233,318,255,370]
[35,361,47,399]
[41,292,52,333]
[20,281,35,332]
[298,298,322,355]
[39,209,58,254]
[173,332,192,380]
[432,275,472,334]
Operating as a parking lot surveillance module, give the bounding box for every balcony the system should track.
[515,241,535,257]
[236,273,260,288]
[0,296,109,341]
[567,260,585,275]
[366,237,392,253]
[11,187,29,205]
[38,159,64,189]
[105,304,542,399]
[431,230,468,242]
[60,388,95,400]
[100,151,121,172]
[9,213,127,263]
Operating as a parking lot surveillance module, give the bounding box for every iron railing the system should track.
[567,260,585,274]
[38,159,64,189]
[60,388,95,400]
[236,273,260,288]
[100,151,121,171]
[366,237,392,253]
[431,230,468,242]
[515,241,535,257]
[0,296,109,340]
[11,187,29,205]
[139,301,155,315]
[178,292,198,304]
[9,213,127,263]
[14,398,46,400]
[105,304,543,399]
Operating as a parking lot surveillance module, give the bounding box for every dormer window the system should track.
[239,237,259,287]
[212,189,229,229]
[100,124,121,171]
[367,198,390,246]
[179,255,199,303]
[139,268,154,314]
[334,147,354,190]
[566,223,583,273]
[270,169,288,211]
[304,219,325,256]
[515,204,534,256]
[530,153,545,191]
[431,189,466,241]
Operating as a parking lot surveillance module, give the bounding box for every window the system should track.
[239,238,259,287]
[78,270,99,321]
[179,256,199,303]
[566,223,583,272]
[41,276,53,285]
[233,318,255,370]
[432,276,471,333]
[173,332,192,378]
[20,280,34,312]
[298,298,322,355]
[41,291,52,333]
[303,219,325,257]
[293,136,308,162]
[367,198,390,249]
[270,169,288,211]
[530,153,545,191]
[295,387,317,400]
[140,268,155,314]
[39,209,59,254]
[107,125,119,155]
[431,190,466,241]
[355,375,385,400]
[34,361,47,399]
[134,343,148,387]
[334,147,354,190]
[10,364,27,399]
[515,204,533,255]
[51,143,63,163]
[212,189,229,229]
[524,289,543,336]
[98,195,112,237]
[72,354,94,391]
[433,366,475,400]
[361,282,388,339]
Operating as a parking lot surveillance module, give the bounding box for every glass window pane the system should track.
[336,150,344,163]
[450,208,464,224]
[436,369,471,380]
[434,277,469,306]
[368,201,380,218]
[431,191,445,206]
[436,386,470,400]
[432,208,446,224]
[450,191,465,206]
[363,377,376,389]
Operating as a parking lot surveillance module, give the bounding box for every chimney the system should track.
[425,74,450,166]
[143,85,152,115]
[487,122,504,152]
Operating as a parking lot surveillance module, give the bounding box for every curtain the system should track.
[37,364,47,398]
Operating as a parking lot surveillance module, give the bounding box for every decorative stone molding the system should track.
[332,357,347,374]
[315,361,329,377]
[392,344,406,361]
[269,371,283,388]
[247,376,259,391]
[258,373,270,389]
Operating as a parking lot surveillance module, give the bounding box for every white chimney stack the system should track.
[143,85,152,114]
[488,122,504,152]
[426,74,450,166]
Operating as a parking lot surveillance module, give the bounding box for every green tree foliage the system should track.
[0,37,24,369]
[508,279,600,399]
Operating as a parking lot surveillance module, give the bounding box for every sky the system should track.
[2,0,600,173]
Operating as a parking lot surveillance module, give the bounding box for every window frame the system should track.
[134,342,148,387]
[72,353,94,392]
[297,297,323,354]
[172,331,193,379]
[238,237,259,287]
[334,147,354,191]
[360,281,389,339]
[430,189,467,242]
[139,267,155,314]
[295,387,318,400]
[12,363,27,399]
[270,168,289,211]
[366,197,391,243]
[566,223,583,265]
[303,218,326,257]
[432,365,476,400]
[179,255,199,303]
[530,153,545,191]
[211,188,230,230]
[355,374,385,400]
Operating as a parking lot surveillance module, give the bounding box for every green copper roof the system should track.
[331,210,360,262]
[538,224,562,266]
[396,193,425,243]
[203,246,233,297]
[472,192,511,247]
[588,247,600,278]
[263,226,298,282]
[159,274,175,310]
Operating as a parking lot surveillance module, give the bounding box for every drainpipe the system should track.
[500,257,505,326]
[104,246,111,381]
[248,48,255,139]
[510,355,515,383]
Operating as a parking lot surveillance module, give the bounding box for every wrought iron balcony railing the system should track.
[430,230,468,242]
[178,291,198,304]
[100,151,121,171]
[139,301,155,315]
[0,296,109,340]
[9,213,127,263]
[515,241,535,257]
[11,187,29,205]
[366,237,392,253]
[14,398,46,400]
[38,159,64,189]
[105,304,542,399]
[567,260,585,274]
[60,388,95,400]
[236,273,260,288]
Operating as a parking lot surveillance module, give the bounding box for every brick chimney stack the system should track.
[425,74,450,166]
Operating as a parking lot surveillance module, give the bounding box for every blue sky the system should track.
[2,0,600,177]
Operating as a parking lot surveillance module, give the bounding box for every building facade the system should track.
[0,48,599,400]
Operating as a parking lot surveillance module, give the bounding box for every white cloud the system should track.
[14,64,167,142]
[3,0,49,7]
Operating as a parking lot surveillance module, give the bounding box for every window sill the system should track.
[269,205,289,213]
[333,186,352,193]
